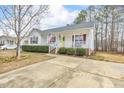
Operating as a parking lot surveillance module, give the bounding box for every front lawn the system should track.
[0,50,54,74]
[89,52,124,63]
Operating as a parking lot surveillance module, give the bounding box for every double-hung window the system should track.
[30,36,38,44]
[72,34,86,48]
[75,35,83,47]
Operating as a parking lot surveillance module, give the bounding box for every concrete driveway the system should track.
[0,54,124,88]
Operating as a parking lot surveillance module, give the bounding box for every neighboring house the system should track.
[26,22,95,55]
[0,35,16,46]
[0,35,28,50]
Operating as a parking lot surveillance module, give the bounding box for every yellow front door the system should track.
[59,35,65,47]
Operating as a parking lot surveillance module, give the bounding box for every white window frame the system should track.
[75,35,83,48]
[30,36,38,44]
[72,34,86,48]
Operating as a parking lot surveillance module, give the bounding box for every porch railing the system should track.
[49,45,56,54]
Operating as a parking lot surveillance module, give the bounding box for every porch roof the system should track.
[0,35,16,40]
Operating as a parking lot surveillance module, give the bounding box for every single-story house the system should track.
[0,35,16,46]
[27,22,95,55]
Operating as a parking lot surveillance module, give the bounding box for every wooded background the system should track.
[74,5,124,54]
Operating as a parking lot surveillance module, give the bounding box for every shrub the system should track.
[66,48,75,55]
[76,48,86,56]
[22,45,49,53]
[58,47,67,54]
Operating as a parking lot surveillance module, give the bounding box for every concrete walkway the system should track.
[0,54,124,88]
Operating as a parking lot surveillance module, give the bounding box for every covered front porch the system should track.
[47,28,93,54]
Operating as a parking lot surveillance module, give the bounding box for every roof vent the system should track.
[66,24,70,26]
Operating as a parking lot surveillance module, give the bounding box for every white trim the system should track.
[73,33,75,48]
[30,27,94,35]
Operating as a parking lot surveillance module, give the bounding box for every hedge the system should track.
[22,45,49,53]
[66,48,76,55]
[76,48,86,56]
[58,47,86,56]
[58,47,66,54]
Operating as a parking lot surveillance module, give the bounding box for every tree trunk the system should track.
[95,32,98,51]
[89,10,91,22]
[101,22,103,51]
[121,31,124,53]
[116,15,120,53]
[123,39,124,54]
[16,37,21,59]
[116,23,119,53]
[95,24,98,51]
[110,11,115,52]
[16,5,21,59]
[105,17,108,52]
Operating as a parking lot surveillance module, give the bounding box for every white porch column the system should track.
[55,33,58,54]
[47,34,49,45]
[47,33,50,53]
[72,33,75,48]
[47,34,50,53]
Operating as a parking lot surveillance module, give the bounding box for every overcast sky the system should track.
[0,5,88,36]
[40,5,88,30]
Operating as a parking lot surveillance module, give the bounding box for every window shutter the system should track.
[30,37,32,44]
[83,34,86,44]
[36,37,38,44]
[72,35,74,42]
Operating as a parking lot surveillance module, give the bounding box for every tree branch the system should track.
[21,5,32,20]
[20,6,48,32]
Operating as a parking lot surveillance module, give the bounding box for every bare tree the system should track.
[109,6,118,51]
[0,5,49,59]
[103,6,110,52]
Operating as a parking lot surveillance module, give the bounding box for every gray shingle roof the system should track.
[43,22,94,32]
[32,22,94,34]
[0,35,16,39]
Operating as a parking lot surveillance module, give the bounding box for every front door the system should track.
[59,35,65,47]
